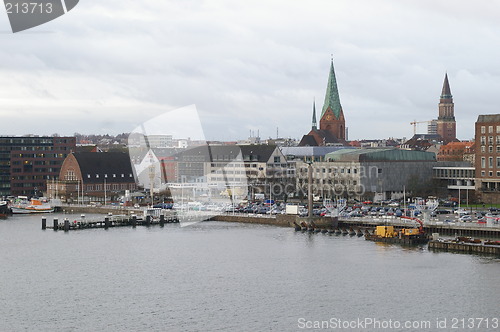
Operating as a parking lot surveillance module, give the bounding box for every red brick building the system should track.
[475,114,500,203]
[50,152,137,203]
[437,141,473,162]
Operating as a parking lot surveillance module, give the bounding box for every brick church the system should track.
[299,60,347,146]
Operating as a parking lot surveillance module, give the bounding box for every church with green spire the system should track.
[299,59,347,146]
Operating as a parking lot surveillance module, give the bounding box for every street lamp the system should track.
[306,161,313,219]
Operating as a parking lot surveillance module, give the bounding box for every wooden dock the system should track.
[42,215,179,231]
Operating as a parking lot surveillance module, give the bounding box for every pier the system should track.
[42,214,179,231]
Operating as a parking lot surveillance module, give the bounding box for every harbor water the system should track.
[1,213,499,331]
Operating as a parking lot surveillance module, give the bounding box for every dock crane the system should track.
[410,120,433,135]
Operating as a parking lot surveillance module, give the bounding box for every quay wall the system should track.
[210,214,337,228]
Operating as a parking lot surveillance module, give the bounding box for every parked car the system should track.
[459,215,472,222]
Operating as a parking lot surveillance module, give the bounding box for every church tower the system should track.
[311,100,317,130]
[436,73,456,143]
[319,59,346,140]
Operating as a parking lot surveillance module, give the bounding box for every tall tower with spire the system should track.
[311,100,317,130]
[299,59,348,147]
[319,59,346,140]
[436,73,456,143]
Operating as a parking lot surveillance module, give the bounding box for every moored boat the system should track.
[11,198,54,214]
[0,200,10,218]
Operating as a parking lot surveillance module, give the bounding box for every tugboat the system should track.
[365,216,429,245]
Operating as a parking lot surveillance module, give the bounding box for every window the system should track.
[481,171,485,176]
[497,171,500,177]
[489,171,493,177]
[273,156,280,163]
[482,146,486,153]
[489,136,494,145]
[489,157,493,168]
[481,126,486,134]
[496,157,500,168]
[481,157,486,168]
[481,136,486,145]
[378,168,382,174]
[497,125,500,133]
[489,146,494,153]
[497,146,500,153]
[489,126,494,133]
[497,136,500,144]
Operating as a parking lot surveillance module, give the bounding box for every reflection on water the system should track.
[0,213,499,331]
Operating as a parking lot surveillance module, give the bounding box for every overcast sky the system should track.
[1,0,500,141]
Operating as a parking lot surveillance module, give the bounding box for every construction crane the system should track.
[410,120,433,135]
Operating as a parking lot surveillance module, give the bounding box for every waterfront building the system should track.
[436,73,457,144]
[49,152,137,203]
[296,148,437,201]
[159,145,294,201]
[432,163,475,201]
[0,136,75,197]
[299,60,347,146]
[474,114,500,203]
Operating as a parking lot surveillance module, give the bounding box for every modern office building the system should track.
[0,136,76,197]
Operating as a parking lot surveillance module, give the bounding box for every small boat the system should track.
[11,198,54,214]
[0,200,10,218]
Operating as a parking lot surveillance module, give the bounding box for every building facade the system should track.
[0,136,76,197]
[296,148,437,201]
[475,114,500,203]
[49,152,137,203]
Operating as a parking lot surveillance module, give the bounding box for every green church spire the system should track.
[312,100,317,130]
[321,59,342,118]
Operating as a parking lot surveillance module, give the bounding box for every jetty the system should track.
[42,214,179,231]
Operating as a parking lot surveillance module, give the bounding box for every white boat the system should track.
[11,198,54,214]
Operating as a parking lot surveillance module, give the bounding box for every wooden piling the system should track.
[53,218,58,231]
[131,215,137,228]
[42,217,46,230]
[64,219,69,232]
[160,215,165,227]
[145,215,151,227]
[104,217,110,229]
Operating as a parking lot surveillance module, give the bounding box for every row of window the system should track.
[480,157,500,169]
[85,183,136,191]
[480,125,500,134]
[481,170,500,178]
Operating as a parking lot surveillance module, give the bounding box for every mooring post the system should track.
[64,218,70,232]
[42,217,46,230]
[53,218,58,231]
[160,214,165,227]
[104,217,110,229]
[131,215,137,228]
[145,215,151,227]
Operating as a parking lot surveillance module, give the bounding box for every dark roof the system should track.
[73,152,134,183]
[477,114,500,123]
[441,73,452,99]
[176,144,278,163]
[298,135,319,146]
